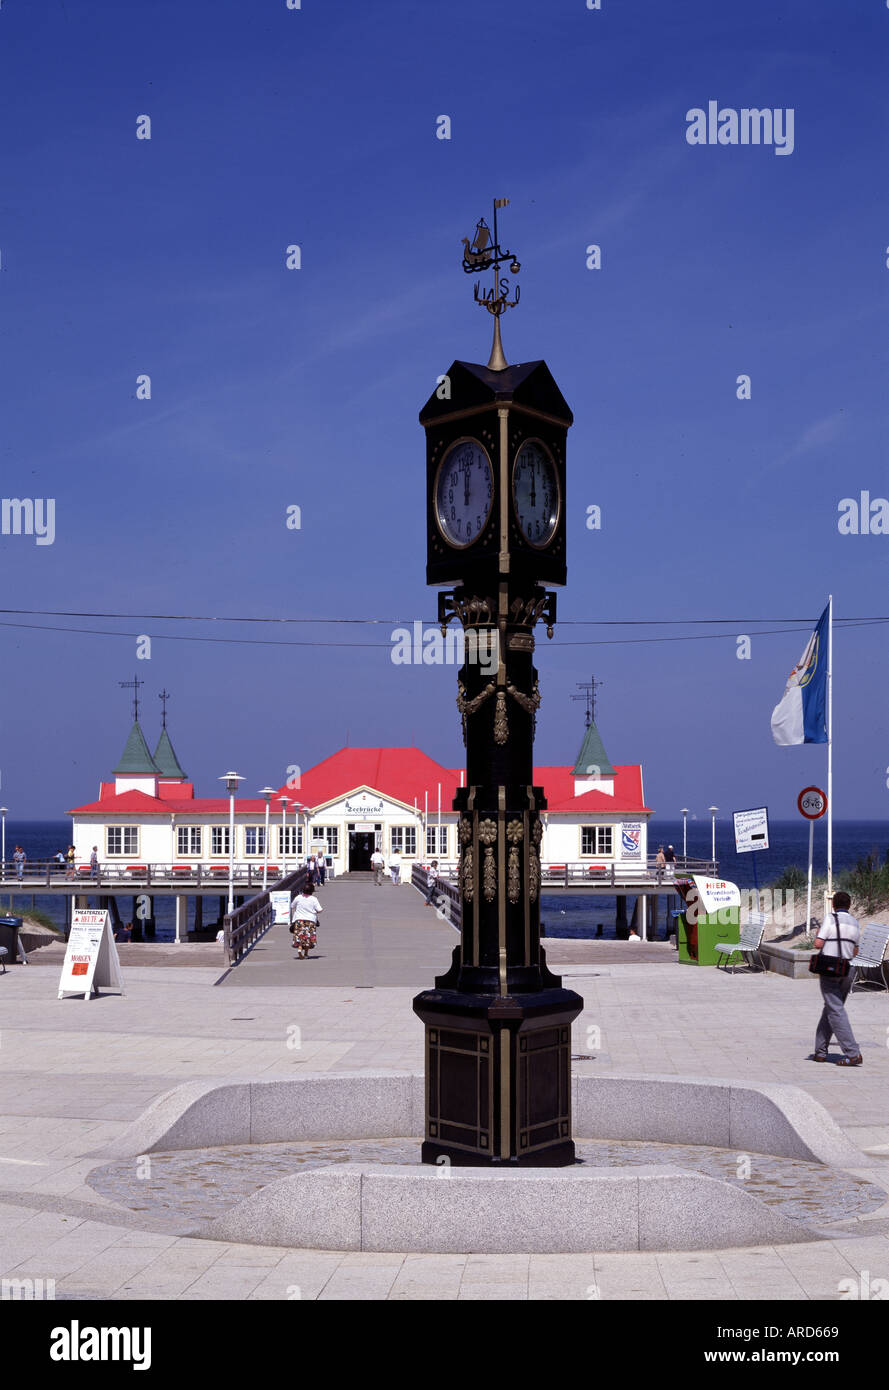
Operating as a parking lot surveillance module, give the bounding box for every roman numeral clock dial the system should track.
[434,438,494,547]
[512,440,559,547]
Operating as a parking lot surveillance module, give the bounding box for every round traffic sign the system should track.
[798,786,827,820]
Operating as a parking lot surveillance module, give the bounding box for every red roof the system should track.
[69,790,270,816]
[276,747,463,812]
[69,748,649,818]
[272,748,649,816]
[535,765,651,815]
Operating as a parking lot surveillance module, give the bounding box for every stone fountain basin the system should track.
[91,1071,889,1253]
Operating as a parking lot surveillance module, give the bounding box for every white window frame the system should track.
[426,825,448,857]
[312,826,338,856]
[391,826,417,856]
[278,825,302,856]
[176,826,202,857]
[210,826,231,857]
[244,826,267,857]
[107,825,139,857]
[580,825,613,858]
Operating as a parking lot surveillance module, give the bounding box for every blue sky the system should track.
[0,0,887,829]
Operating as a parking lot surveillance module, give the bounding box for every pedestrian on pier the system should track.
[655,845,665,885]
[290,884,322,959]
[812,891,862,1066]
[90,846,99,882]
[424,860,439,906]
[315,852,326,887]
[389,851,401,885]
[13,846,25,881]
[663,845,676,879]
[65,845,76,880]
[371,848,385,885]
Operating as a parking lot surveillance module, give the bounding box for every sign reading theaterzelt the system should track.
[412,201,583,1166]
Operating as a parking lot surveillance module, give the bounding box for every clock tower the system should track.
[413,202,583,1167]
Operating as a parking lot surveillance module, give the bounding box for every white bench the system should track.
[850,924,889,993]
[715,916,766,974]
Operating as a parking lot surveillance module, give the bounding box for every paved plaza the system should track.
[1,879,888,1300]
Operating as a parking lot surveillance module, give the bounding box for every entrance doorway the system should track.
[348,831,374,872]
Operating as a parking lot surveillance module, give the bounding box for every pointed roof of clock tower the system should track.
[419,359,573,426]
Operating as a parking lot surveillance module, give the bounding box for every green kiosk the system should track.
[675,874,741,966]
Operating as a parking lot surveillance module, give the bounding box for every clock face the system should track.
[512,440,559,547]
[434,438,494,548]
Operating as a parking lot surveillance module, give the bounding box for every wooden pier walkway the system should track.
[217,876,459,989]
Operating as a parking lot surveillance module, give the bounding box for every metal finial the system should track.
[119,674,145,723]
[571,676,603,729]
[159,689,171,728]
[461,197,521,370]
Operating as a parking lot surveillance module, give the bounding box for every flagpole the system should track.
[827,593,833,907]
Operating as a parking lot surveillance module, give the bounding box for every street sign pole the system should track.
[797,787,827,935]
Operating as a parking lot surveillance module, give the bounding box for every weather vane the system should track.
[571,676,603,729]
[461,197,521,371]
[119,674,145,723]
[159,689,171,728]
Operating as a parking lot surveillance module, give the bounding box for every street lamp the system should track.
[278,796,290,876]
[680,808,689,865]
[259,788,276,891]
[708,806,719,869]
[219,772,244,915]
[0,807,7,881]
[291,803,305,867]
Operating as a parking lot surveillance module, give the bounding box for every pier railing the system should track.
[224,866,308,967]
[0,860,311,893]
[411,864,461,928]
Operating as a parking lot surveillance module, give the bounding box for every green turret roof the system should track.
[570,720,616,778]
[153,727,187,779]
[113,721,161,776]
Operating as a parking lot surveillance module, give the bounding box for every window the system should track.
[211,826,231,856]
[107,826,138,857]
[244,826,267,856]
[176,826,202,856]
[426,825,448,857]
[581,825,613,857]
[278,825,302,856]
[391,826,417,856]
[311,826,338,856]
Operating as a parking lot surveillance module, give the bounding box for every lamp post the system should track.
[680,808,688,866]
[219,772,244,916]
[291,803,305,869]
[259,788,276,891]
[0,807,6,881]
[708,806,718,870]
[278,796,290,876]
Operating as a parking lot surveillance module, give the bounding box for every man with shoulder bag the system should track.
[810,890,862,1066]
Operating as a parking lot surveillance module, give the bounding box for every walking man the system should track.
[13,845,25,881]
[424,859,439,906]
[389,850,401,885]
[90,846,99,882]
[371,847,385,885]
[812,890,862,1066]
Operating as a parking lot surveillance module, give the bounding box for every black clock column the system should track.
[413,359,583,1167]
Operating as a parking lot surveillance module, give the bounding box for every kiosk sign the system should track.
[733,807,769,854]
[58,910,125,1000]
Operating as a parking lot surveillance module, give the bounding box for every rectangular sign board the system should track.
[58,910,125,1000]
[733,806,770,854]
[269,890,291,925]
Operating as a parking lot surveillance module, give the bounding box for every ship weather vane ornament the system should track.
[414,199,582,1168]
[461,198,522,371]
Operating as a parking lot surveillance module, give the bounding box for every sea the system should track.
[3,818,887,943]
